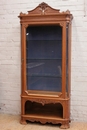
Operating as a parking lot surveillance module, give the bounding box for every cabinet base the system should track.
[20,116,70,129]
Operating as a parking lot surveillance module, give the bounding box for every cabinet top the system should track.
[18,2,73,24]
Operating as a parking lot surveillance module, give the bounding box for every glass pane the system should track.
[27,77,61,91]
[26,26,62,92]
[27,59,61,77]
[26,40,62,59]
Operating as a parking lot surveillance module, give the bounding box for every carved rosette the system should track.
[22,24,28,28]
[39,2,48,14]
[59,22,65,27]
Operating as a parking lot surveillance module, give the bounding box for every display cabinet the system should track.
[18,2,73,128]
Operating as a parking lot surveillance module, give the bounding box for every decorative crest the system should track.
[39,2,48,14]
[28,2,60,15]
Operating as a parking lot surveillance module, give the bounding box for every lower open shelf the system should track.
[25,101,63,119]
[21,100,70,128]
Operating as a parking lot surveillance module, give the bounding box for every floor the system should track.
[0,114,87,130]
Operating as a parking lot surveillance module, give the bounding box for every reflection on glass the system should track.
[26,26,62,92]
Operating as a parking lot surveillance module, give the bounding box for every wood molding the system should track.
[25,98,62,106]
[18,2,73,21]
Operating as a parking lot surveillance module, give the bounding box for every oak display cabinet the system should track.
[18,2,73,129]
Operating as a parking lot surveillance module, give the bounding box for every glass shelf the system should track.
[27,74,62,77]
[26,58,62,60]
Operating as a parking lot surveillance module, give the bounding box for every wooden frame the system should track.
[18,2,73,129]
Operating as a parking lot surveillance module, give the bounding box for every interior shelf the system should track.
[27,74,62,77]
[26,58,62,60]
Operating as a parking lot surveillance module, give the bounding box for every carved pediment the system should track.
[19,2,73,23]
[28,2,60,15]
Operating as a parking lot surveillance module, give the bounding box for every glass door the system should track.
[26,25,62,92]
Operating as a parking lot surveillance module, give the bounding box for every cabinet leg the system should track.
[20,119,27,125]
[60,123,70,129]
